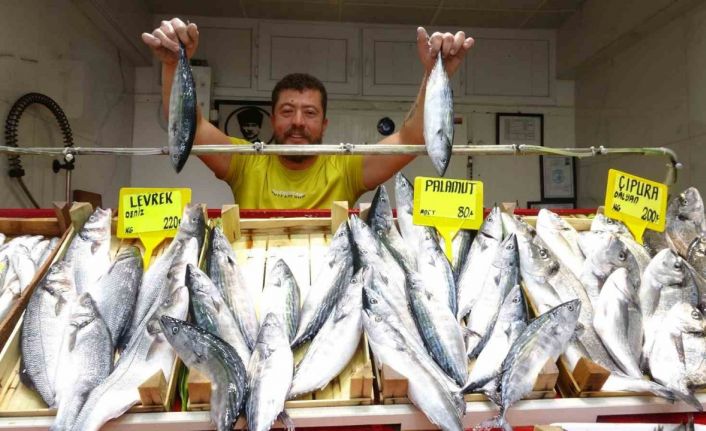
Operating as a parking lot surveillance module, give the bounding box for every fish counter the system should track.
[0,176,705,430]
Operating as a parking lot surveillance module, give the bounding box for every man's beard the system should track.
[274,127,322,164]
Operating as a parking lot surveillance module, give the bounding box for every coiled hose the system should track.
[4,92,74,208]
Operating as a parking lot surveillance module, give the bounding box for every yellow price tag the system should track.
[413,176,484,260]
[117,187,192,267]
[604,169,667,243]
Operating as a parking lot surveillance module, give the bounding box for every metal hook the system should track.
[252,141,265,153]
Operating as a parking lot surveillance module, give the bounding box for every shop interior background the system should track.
[0,0,702,209]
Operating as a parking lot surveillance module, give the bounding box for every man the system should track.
[235,107,264,143]
[143,18,474,209]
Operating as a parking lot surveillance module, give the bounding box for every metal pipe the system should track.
[0,143,682,184]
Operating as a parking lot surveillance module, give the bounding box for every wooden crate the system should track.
[0,209,69,351]
[0,202,205,416]
[185,202,374,411]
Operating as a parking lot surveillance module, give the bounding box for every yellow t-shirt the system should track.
[223,138,368,209]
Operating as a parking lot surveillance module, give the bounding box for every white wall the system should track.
[572,2,706,207]
[0,0,136,209]
[131,17,575,209]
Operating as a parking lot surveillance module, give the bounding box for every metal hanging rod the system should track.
[0,143,681,183]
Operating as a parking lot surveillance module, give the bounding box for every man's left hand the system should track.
[416,27,474,77]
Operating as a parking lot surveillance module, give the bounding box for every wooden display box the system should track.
[185,202,374,411]
[0,207,70,351]
[0,202,206,416]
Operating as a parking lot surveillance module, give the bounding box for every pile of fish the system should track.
[19,204,205,431]
[353,174,580,431]
[161,222,367,431]
[0,233,58,321]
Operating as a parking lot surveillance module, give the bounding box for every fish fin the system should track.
[278,410,295,431]
[211,297,220,313]
[68,327,78,351]
[673,333,686,365]
[461,372,498,394]
[55,296,66,316]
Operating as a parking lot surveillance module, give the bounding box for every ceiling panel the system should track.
[241,0,339,21]
[523,11,574,28]
[145,0,585,29]
[434,9,530,28]
[342,4,434,25]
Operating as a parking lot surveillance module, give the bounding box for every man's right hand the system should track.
[141,18,199,66]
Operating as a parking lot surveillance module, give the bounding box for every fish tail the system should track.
[478,413,511,431]
[675,390,703,412]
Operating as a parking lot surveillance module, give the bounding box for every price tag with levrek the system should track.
[117,187,192,266]
[413,177,484,260]
[604,169,667,243]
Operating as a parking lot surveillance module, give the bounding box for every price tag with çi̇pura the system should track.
[117,187,192,267]
[413,176,484,261]
[604,169,667,243]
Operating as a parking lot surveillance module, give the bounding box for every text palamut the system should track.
[424,179,476,195]
[613,175,659,204]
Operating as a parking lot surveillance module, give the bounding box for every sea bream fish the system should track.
[424,52,453,176]
[168,40,197,173]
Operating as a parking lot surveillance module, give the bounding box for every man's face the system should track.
[272,89,328,162]
[241,122,261,141]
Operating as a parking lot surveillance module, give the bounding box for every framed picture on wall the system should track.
[215,100,274,144]
[540,155,577,201]
[527,200,576,210]
[496,113,543,146]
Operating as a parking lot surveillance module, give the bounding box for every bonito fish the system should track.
[168,40,196,173]
[423,52,453,177]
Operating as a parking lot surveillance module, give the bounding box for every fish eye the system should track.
[539,249,548,258]
[568,304,574,311]
[370,298,378,304]
[513,296,520,303]
[172,326,179,334]
[692,310,702,320]
[674,260,683,269]
[375,316,382,322]
[487,216,493,222]
[680,195,688,205]
[618,251,627,261]
[607,219,615,224]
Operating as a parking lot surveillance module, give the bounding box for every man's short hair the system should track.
[271,73,328,116]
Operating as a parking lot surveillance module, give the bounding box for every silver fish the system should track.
[579,232,641,303]
[364,307,463,431]
[187,264,251,366]
[63,207,112,295]
[369,185,416,270]
[593,268,643,378]
[209,226,260,350]
[464,285,527,393]
[424,52,453,176]
[30,240,51,267]
[448,230,474,282]
[261,259,301,343]
[292,222,354,348]
[476,299,581,431]
[590,214,630,235]
[289,266,368,398]
[648,302,705,411]
[394,173,426,255]
[417,226,457,315]
[536,209,585,279]
[20,261,77,407]
[516,232,619,373]
[406,270,467,386]
[174,203,206,254]
[465,234,519,358]
[91,246,143,347]
[667,188,706,257]
[246,313,294,431]
[160,316,248,431]
[72,284,190,431]
[456,206,503,320]
[52,293,113,430]
[168,40,197,173]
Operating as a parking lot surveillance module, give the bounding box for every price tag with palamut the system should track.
[413,177,484,261]
[117,187,192,267]
[604,169,667,244]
